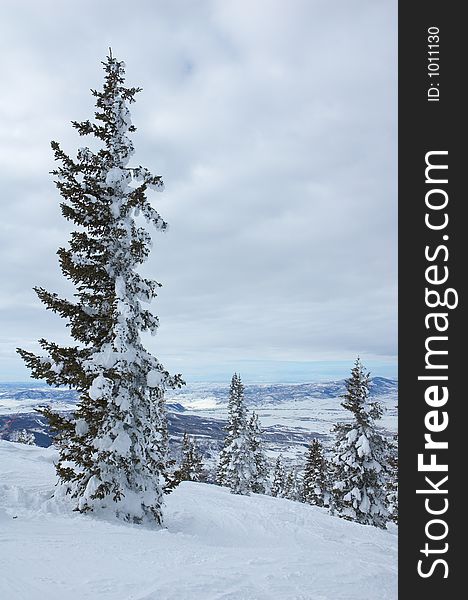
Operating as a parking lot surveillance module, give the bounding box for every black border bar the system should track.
[399,3,464,595]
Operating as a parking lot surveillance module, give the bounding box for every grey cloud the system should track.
[0,0,397,381]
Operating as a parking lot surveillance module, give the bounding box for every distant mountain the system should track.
[369,377,399,396]
[166,377,398,407]
[0,378,397,408]
[0,388,78,401]
[0,387,186,412]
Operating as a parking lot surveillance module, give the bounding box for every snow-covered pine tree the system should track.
[174,432,204,484]
[284,467,301,501]
[247,412,268,494]
[17,52,183,525]
[271,455,286,498]
[302,438,328,507]
[331,358,390,528]
[217,373,257,495]
[10,429,36,445]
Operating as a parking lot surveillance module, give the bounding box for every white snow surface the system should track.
[0,441,397,600]
[147,369,163,388]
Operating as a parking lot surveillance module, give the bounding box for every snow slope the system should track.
[0,441,397,600]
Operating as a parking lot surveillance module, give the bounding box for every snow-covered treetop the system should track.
[340,357,382,426]
[52,52,166,242]
[227,373,248,433]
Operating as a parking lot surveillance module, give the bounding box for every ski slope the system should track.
[0,441,397,600]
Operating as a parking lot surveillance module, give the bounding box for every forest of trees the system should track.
[210,363,397,529]
[143,361,398,528]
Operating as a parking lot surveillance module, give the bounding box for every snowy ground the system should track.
[0,441,397,600]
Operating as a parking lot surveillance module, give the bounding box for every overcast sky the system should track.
[0,0,397,382]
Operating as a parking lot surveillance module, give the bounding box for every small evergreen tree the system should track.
[331,357,390,528]
[247,412,268,494]
[217,373,257,495]
[271,456,286,498]
[10,429,36,445]
[174,432,205,484]
[302,439,328,507]
[284,467,301,501]
[17,52,183,525]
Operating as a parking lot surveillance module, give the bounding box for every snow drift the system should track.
[0,441,397,599]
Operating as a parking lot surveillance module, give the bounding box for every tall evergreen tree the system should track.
[271,456,286,498]
[217,373,257,495]
[247,412,268,494]
[330,358,390,528]
[302,438,328,507]
[17,53,183,525]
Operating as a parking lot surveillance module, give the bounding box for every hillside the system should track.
[0,440,397,600]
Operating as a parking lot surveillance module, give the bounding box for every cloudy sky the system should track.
[0,0,397,382]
